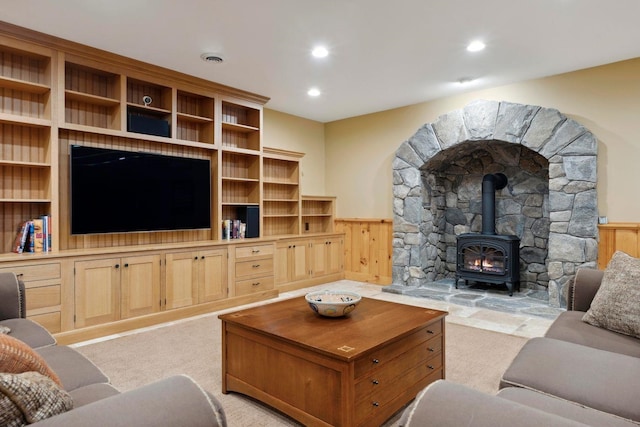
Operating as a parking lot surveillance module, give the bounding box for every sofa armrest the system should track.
[34,375,227,427]
[400,380,587,427]
[0,272,26,320]
[567,268,604,311]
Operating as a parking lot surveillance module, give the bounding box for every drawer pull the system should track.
[427,347,435,352]
[252,264,260,268]
[427,364,435,370]
[252,282,260,286]
[371,379,379,385]
[426,329,435,334]
[372,358,379,364]
[252,249,260,253]
[372,402,380,407]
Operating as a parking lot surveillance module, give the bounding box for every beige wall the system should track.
[324,58,640,221]
[264,58,640,222]
[263,109,326,195]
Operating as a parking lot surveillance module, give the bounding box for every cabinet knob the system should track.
[372,358,379,364]
[372,402,380,407]
[194,256,198,260]
[426,329,435,334]
[427,364,435,370]
[115,264,120,269]
[124,263,129,268]
[427,347,435,352]
[201,256,205,259]
[371,379,379,385]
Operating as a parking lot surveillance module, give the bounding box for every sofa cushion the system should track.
[500,337,640,422]
[0,334,61,386]
[0,319,56,349]
[582,251,640,339]
[0,371,73,426]
[68,383,120,408]
[498,387,639,427]
[36,346,109,392]
[545,311,640,357]
[399,380,587,427]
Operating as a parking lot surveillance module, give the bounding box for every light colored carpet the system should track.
[76,308,528,426]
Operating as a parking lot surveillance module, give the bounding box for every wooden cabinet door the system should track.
[290,241,309,282]
[274,242,291,286]
[326,237,343,275]
[311,239,328,277]
[121,254,161,319]
[165,251,198,310]
[198,249,228,303]
[74,258,120,328]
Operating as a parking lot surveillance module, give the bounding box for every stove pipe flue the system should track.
[481,173,508,235]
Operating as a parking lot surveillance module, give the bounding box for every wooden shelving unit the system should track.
[0,40,53,253]
[262,148,303,237]
[302,196,336,233]
[176,90,214,144]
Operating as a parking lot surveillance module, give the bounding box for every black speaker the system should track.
[127,113,170,137]
[238,206,260,238]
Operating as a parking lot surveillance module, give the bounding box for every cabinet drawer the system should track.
[28,312,61,334]
[25,285,61,310]
[235,276,274,295]
[235,244,274,259]
[236,258,274,278]
[355,341,442,398]
[0,263,61,282]
[355,320,443,378]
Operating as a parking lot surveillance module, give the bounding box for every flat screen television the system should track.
[70,145,211,235]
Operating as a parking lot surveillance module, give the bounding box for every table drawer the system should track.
[236,258,274,278]
[355,339,443,398]
[0,263,61,282]
[235,244,274,259]
[355,320,443,378]
[235,276,275,296]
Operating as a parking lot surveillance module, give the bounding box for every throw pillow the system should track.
[0,371,73,426]
[0,334,62,386]
[582,251,640,338]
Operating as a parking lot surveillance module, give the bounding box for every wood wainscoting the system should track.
[598,223,640,269]
[335,218,393,285]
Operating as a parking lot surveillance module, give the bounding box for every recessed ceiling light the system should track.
[311,46,329,58]
[307,88,321,97]
[457,78,475,85]
[466,40,486,52]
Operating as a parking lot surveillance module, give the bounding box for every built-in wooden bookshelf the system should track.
[262,148,303,236]
[302,196,336,233]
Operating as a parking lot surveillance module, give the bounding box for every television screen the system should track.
[70,145,211,235]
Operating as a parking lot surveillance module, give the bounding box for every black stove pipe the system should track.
[481,173,507,235]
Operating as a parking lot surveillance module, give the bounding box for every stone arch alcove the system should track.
[392,100,598,307]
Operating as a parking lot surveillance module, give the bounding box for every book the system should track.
[11,221,29,254]
[25,221,35,253]
[32,218,44,253]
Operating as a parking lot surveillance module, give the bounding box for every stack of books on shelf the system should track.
[221,219,246,239]
[12,216,52,254]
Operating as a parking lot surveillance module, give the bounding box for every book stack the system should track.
[221,219,247,240]
[12,215,52,254]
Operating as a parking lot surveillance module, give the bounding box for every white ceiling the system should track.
[2,0,640,122]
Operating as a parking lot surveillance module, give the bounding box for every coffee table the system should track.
[220,296,447,427]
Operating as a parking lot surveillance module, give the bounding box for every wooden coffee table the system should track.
[220,296,447,427]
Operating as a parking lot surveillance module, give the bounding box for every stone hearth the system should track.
[391,100,598,307]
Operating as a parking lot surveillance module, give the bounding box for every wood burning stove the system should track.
[455,173,521,296]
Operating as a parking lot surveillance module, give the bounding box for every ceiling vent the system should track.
[200,53,224,63]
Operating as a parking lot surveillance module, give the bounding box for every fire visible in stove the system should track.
[462,246,506,273]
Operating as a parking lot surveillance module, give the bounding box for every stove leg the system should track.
[506,282,514,297]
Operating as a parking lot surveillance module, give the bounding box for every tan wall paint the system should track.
[324,58,640,221]
[263,108,326,195]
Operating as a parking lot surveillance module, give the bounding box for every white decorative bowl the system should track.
[305,290,362,317]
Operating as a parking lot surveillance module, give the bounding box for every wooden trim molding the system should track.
[598,223,640,269]
[335,218,392,285]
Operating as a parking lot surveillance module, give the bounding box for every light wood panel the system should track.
[336,218,393,285]
[598,223,640,269]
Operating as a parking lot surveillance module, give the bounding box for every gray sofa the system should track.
[400,267,640,426]
[0,272,226,426]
